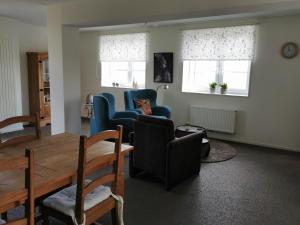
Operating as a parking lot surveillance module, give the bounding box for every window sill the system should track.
[101,85,145,90]
[182,90,248,97]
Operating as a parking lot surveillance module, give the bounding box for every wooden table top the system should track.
[0,133,133,200]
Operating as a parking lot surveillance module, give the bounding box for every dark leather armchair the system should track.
[90,93,139,142]
[129,115,204,190]
[124,89,171,118]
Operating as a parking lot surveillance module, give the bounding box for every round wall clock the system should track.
[281,42,298,59]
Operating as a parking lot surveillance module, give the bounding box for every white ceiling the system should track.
[1,0,300,27]
[0,0,77,26]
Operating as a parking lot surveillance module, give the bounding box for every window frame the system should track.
[181,60,252,97]
[100,61,146,89]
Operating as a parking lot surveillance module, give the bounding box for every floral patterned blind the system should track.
[99,33,146,61]
[182,25,257,60]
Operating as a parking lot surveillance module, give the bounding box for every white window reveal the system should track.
[99,33,147,89]
[182,25,256,96]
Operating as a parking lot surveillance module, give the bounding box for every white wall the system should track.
[80,14,300,152]
[0,16,48,116]
[62,26,81,134]
[48,5,82,135]
[48,5,66,134]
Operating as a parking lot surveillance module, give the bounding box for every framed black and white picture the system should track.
[154,52,173,83]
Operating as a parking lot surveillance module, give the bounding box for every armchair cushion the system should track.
[151,106,171,118]
[124,89,171,119]
[113,111,139,120]
[130,108,144,114]
[134,99,152,115]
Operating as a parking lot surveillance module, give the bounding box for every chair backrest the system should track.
[75,125,123,224]
[101,93,116,118]
[93,95,110,132]
[0,149,35,225]
[124,89,157,111]
[0,113,41,149]
[133,115,174,179]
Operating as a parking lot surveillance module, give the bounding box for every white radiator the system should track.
[189,106,237,134]
[0,38,22,133]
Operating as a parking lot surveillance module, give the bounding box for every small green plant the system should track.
[219,83,228,89]
[219,83,228,94]
[209,82,218,90]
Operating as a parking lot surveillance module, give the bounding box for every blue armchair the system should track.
[124,89,171,119]
[90,93,139,142]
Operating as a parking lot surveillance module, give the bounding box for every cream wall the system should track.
[48,5,82,135]
[0,16,48,116]
[62,26,81,134]
[80,15,300,152]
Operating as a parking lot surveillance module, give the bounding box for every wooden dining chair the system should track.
[0,113,41,149]
[0,149,35,225]
[41,125,124,225]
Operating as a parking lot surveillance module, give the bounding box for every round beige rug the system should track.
[201,140,237,163]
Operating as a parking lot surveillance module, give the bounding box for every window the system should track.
[182,60,251,95]
[182,25,256,96]
[99,33,146,88]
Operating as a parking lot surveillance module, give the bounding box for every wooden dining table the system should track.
[0,132,133,213]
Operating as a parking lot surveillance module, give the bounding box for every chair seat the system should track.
[0,219,6,225]
[43,180,112,217]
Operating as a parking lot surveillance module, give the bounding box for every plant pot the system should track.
[220,88,227,94]
[210,88,216,93]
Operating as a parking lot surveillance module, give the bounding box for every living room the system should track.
[0,1,299,225]
[81,15,300,151]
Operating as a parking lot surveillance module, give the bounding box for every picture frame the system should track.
[154,52,173,83]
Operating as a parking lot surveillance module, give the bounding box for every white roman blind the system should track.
[182,25,257,60]
[99,33,146,62]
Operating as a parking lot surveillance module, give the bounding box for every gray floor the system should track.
[98,144,300,225]
[3,124,300,225]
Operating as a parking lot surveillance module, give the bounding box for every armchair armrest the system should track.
[110,118,136,142]
[132,109,144,114]
[125,109,144,115]
[151,106,171,118]
[114,111,139,120]
[165,132,203,190]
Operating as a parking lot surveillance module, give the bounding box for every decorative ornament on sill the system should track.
[132,80,138,89]
[112,82,119,88]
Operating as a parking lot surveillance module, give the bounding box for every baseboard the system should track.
[207,133,300,153]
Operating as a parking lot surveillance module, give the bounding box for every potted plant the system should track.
[219,83,228,94]
[209,82,217,93]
